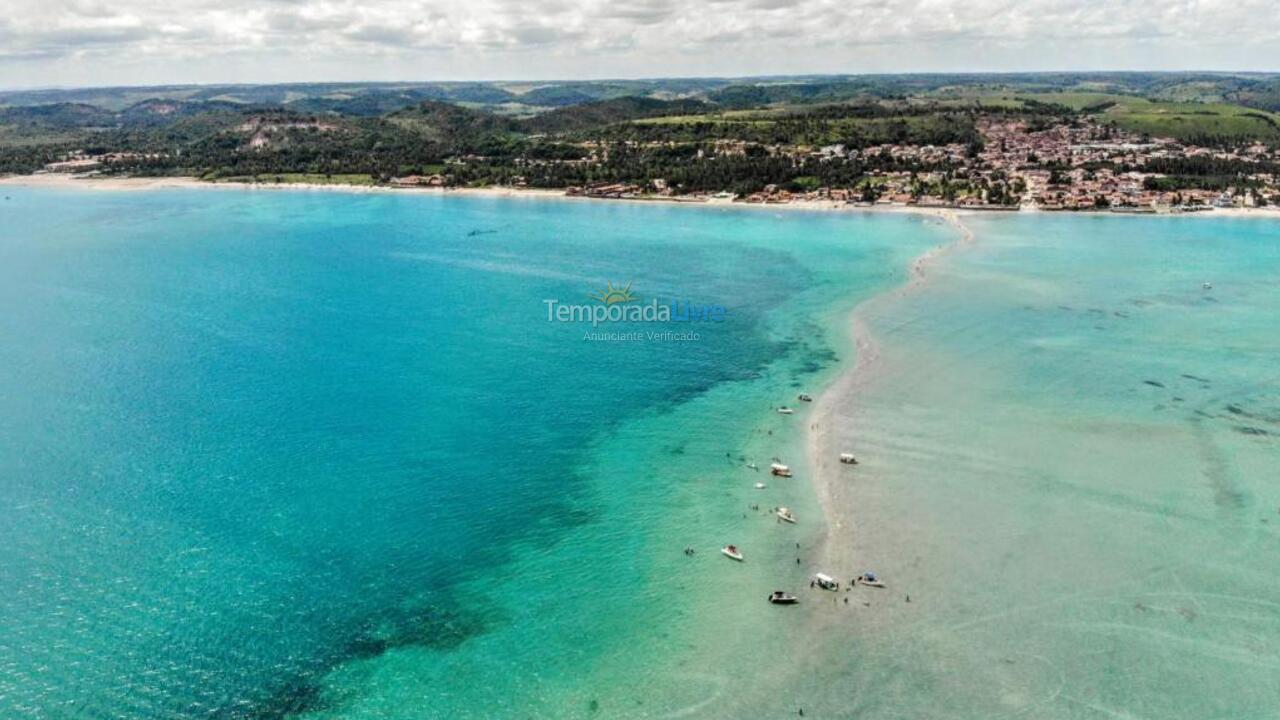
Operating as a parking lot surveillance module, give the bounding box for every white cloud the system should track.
[0,0,1276,87]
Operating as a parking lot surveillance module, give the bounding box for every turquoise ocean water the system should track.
[0,188,943,718]
[804,213,1280,718]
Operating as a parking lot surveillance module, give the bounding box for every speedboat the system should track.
[770,463,792,477]
[798,393,813,402]
[767,591,799,604]
[721,545,744,561]
[776,407,794,415]
[839,453,858,465]
[776,507,796,523]
[856,572,885,588]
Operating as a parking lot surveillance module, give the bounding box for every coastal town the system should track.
[18,96,1280,215]
[554,117,1279,212]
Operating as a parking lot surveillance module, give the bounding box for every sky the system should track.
[2,0,1278,89]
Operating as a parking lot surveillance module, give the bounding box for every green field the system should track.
[631,108,787,125]
[1016,92,1280,142]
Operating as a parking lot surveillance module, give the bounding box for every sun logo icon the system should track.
[590,281,636,305]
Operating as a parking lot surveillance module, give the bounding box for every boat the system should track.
[770,463,792,477]
[754,482,767,490]
[746,462,758,470]
[811,573,839,591]
[797,393,813,402]
[776,507,796,523]
[721,545,744,561]
[1202,281,1213,290]
[776,407,794,415]
[767,591,799,604]
[856,571,885,588]
[839,453,858,465]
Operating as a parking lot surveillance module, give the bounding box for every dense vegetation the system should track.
[3,73,1279,193]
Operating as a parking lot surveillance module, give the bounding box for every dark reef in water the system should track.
[777,321,840,378]
[205,591,506,720]
[345,601,496,659]
[225,677,330,720]
[1143,380,1166,388]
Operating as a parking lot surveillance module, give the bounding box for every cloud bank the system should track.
[2,0,1277,87]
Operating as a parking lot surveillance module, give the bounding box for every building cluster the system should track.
[41,151,156,173]
[720,117,1280,211]
[389,174,446,187]
[974,119,1278,211]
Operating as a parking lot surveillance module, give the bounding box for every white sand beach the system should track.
[8,172,1280,221]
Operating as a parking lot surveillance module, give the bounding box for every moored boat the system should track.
[776,507,796,523]
[776,406,794,415]
[856,571,885,588]
[767,591,799,604]
[797,393,813,402]
[811,573,839,591]
[839,453,858,465]
[754,482,767,490]
[721,544,744,561]
[770,463,792,477]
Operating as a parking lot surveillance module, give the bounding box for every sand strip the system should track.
[805,209,975,572]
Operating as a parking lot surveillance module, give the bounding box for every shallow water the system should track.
[0,188,942,718]
[808,213,1280,718]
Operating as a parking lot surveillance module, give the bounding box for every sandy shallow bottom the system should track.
[799,212,1280,718]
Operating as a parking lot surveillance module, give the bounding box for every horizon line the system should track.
[4,68,1280,95]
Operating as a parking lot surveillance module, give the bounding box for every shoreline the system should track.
[0,173,938,218]
[0,173,865,214]
[805,210,974,576]
[5,173,1278,220]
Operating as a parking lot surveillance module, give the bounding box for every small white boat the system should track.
[754,482,767,490]
[812,573,839,591]
[1202,282,1213,290]
[776,407,794,415]
[721,545,744,561]
[767,591,799,605]
[776,507,796,523]
[770,463,792,478]
[839,453,858,465]
[798,393,813,402]
[856,572,885,588]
